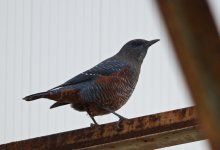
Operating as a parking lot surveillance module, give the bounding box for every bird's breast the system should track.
[80,67,139,116]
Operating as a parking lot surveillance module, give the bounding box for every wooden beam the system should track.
[0,107,204,150]
[157,0,220,149]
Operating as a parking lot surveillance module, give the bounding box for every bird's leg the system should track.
[89,115,98,127]
[101,107,127,128]
[87,110,99,127]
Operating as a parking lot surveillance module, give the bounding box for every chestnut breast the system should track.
[80,66,140,116]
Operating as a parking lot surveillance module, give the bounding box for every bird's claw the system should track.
[116,117,127,128]
[90,123,99,127]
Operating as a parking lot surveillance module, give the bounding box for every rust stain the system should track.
[177,108,187,120]
[149,115,160,122]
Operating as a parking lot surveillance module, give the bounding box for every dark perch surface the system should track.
[0,107,205,150]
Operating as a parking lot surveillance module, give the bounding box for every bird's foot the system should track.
[90,122,99,127]
[116,116,127,128]
[90,123,95,127]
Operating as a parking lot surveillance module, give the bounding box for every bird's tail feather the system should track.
[23,92,49,101]
[50,102,69,109]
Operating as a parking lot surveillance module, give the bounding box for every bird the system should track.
[23,39,159,126]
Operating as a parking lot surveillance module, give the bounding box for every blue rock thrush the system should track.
[23,39,159,126]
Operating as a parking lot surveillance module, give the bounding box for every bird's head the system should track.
[117,39,159,64]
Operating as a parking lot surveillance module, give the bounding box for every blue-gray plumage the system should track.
[23,39,159,126]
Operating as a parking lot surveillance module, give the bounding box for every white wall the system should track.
[1,0,219,149]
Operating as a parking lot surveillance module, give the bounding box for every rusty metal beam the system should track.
[157,0,220,149]
[0,107,204,150]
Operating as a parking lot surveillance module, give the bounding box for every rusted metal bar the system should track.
[157,0,220,149]
[0,107,204,150]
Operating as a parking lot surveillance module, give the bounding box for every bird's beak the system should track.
[146,39,160,47]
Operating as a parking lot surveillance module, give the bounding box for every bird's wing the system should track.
[49,58,128,90]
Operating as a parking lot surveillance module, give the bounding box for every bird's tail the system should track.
[23,92,49,101]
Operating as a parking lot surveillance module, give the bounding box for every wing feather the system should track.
[49,58,128,91]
